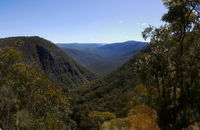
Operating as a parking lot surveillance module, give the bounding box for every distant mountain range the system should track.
[0,36,95,90]
[57,41,148,75]
[57,43,105,51]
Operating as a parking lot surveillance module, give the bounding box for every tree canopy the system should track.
[0,46,76,129]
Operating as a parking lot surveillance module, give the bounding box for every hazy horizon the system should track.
[56,39,149,44]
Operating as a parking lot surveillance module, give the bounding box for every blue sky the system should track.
[0,0,166,43]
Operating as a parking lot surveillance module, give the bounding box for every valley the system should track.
[57,41,148,75]
[0,0,199,130]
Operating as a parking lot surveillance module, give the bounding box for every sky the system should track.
[0,0,167,43]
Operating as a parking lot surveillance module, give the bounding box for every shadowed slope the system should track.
[0,36,95,90]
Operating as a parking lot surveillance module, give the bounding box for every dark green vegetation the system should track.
[69,0,200,129]
[0,47,76,129]
[0,37,95,90]
[58,41,147,75]
[69,49,150,129]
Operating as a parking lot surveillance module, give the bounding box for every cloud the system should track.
[137,22,148,26]
[141,23,148,26]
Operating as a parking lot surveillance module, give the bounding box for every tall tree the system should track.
[139,0,200,129]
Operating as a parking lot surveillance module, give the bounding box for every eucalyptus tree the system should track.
[138,0,200,129]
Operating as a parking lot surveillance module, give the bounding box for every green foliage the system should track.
[88,111,116,128]
[69,51,159,129]
[0,46,76,129]
[138,0,200,129]
[89,111,116,122]
[0,46,22,67]
[17,110,33,128]
[69,54,142,128]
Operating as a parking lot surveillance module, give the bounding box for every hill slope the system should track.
[69,47,149,129]
[0,36,95,90]
[0,46,76,129]
[58,41,148,75]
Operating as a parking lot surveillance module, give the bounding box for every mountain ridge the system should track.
[0,36,96,90]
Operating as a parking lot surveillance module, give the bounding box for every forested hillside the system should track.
[69,46,152,129]
[0,37,95,90]
[0,47,76,129]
